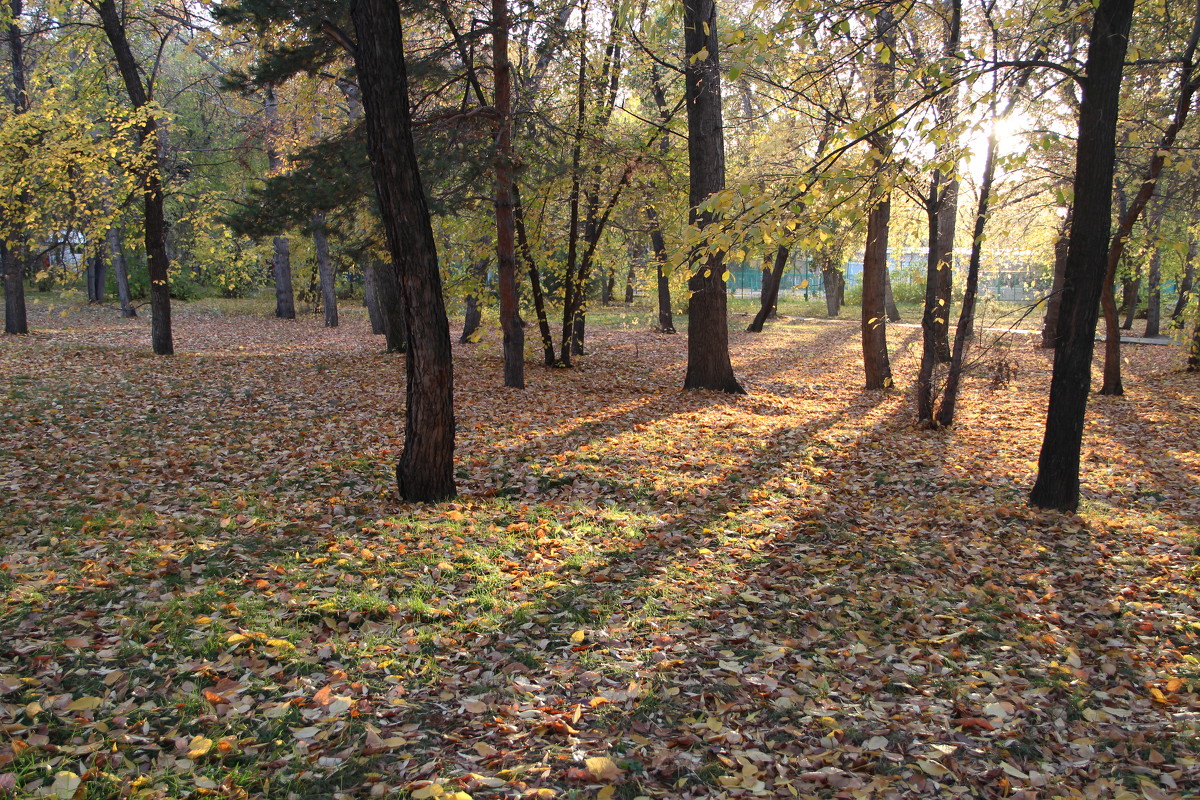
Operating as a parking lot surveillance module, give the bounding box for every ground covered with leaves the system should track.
[1,300,1198,800]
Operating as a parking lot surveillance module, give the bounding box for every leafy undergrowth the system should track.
[1,302,1198,800]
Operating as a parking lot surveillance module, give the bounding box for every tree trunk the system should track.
[937,130,999,428]
[862,197,894,390]
[1041,206,1072,347]
[646,204,675,333]
[682,0,742,393]
[1171,239,1196,321]
[3,0,28,335]
[933,176,957,361]
[1030,0,1134,512]
[748,245,789,332]
[364,261,384,335]
[374,258,407,353]
[513,183,556,366]
[624,258,635,304]
[1099,0,1200,392]
[97,0,172,355]
[264,86,295,319]
[312,213,338,327]
[493,0,524,388]
[883,267,900,322]
[1189,316,1200,370]
[822,263,843,317]
[1119,276,1139,329]
[351,0,455,502]
[917,172,945,424]
[1145,243,1163,337]
[108,227,135,317]
[2,242,26,335]
[88,248,107,303]
[460,257,487,343]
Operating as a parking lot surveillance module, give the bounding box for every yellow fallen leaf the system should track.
[584,756,623,782]
[411,785,445,799]
[226,633,248,644]
[265,639,295,649]
[187,736,213,758]
[597,787,615,800]
[570,630,585,644]
[66,696,102,712]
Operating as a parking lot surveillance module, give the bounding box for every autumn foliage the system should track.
[1,304,1198,798]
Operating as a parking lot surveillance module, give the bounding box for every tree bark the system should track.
[493,0,525,388]
[312,213,338,327]
[1145,242,1163,338]
[87,248,107,303]
[264,86,295,319]
[374,258,407,353]
[1119,276,1139,329]
[459,257,487,343]
[107,227,135,317]
[883,267,900,322]
[3,0,28,335]
[1099,0,1200,393]
[513,183,556,366]
[682,0,742,393]
[822,262,843,317]
[748,246,789,332]
[645,203,675,333]
[96,0,172,355]
[1030,0,1134,511]
[917,172,946,424]
[351,0,455,502]
[1171,238,1196,321]
[364,260,384,335]
[937,129,998,428]
[1041,206,1072,347]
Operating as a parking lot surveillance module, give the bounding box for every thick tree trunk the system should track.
[1030,0,1134,511]
[4,0,28,335]
[97,0,172,355]
[351,0,455,502]
[312,213,338,328]
[682,0,742,393]
[364,261,384,335]
[1041,206,1072,347]
[264,86,295,319]
[2,242,26,335]
[748,246,789,332]
[493,0,524,388]
[107,227,135,318]
[272,237,295,319]
[862,197,894,390]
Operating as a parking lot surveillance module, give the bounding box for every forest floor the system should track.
[1,298,1198,800]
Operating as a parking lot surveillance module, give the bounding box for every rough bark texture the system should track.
[264,86,295,319]
[1190,318,1200,371]
[1041,207,1072,347]
[748,246,789,332]
[312,213,338,328]
[681,0,742,393]
[97,0,172,355]
[3,0,28,335]
[374,259,407,354]
[493,0,524,388]
[1030,0,1134,512]
[107,227,136,318]
[862,198,894,390]
[1120,277,1139,329]
[87,249,107,304]
[933,176,957,360]
[916,172,946,424]
[351,0,455,502]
